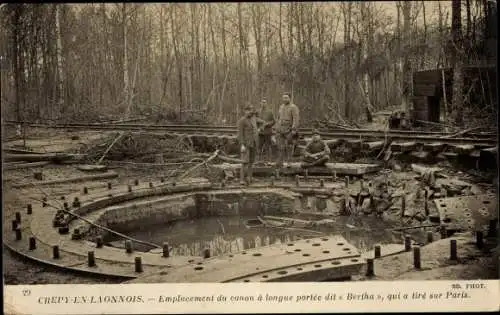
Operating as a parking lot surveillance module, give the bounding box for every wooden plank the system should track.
[213,162,381,176]
[12,171,119,189]
[346,139,363,149]
[391,141,417,153]
[423,142,445,152]
[2,148,45,154]
[4,153,86,163]
[3,161,50,170]
[408,151,431,162]
[451,144,475,155]
[363,141,384,150]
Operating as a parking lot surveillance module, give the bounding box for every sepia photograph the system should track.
[1,1,498,311]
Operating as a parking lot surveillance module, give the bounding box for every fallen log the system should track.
[391,224,440,231]
[2,148,44,155]
[76,164,109,172]
[212,162,381,176]
[3,161,50,170]
[97,132,125,164]
[4,153,86,163]
[262,215,314,227]
[12,171,119,188]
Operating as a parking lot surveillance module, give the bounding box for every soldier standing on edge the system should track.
[276,92,299,168]
[237,104,259,185]
[257,98,275,161]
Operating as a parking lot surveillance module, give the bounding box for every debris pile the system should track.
[80,132,195,163]
[338,164,483,228]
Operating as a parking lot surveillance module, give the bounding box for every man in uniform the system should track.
[276,92,299,167]
[256,98,275,161]
[237,104,259,184]
[302,129,331,168]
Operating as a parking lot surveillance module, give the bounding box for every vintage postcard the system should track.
[2,1,498,314]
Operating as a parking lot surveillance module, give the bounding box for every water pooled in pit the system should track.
[106,214,400,256]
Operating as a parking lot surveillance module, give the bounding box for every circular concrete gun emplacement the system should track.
[5,176,383,282]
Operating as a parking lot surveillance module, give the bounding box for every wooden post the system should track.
[424,190,429,216]
[163,243,170,258]
[83,187,88,194]
[88,251,96,267]
[450,239,458,260]
[203,248,211,259]
[125,240,133,253]
[135,257,143,273]
[12,220,18,231]
[15,228,22,241]
[29,237,36,250]
[476,231,484,249]
[96,236,104,248]
[27,204,32,215]
[440,225,447,239]
[72,197,80,208]
[366,258,374,277]
[53,245,60,259]
[427,231,434,243]
[413,246,421,269]
[295,175,300,187]
[374,245,381,258]
[488,219,497,237]
[401,195,406,217]
[404,235,412,251]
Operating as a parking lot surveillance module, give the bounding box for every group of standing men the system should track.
[237,92,331,184]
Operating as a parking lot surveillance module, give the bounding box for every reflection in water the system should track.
[109,215,399,256]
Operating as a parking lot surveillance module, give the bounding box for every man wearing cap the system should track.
[276,92,300,167]
[302,129,331,168]
[256,98,276,161]
[237,104,259,184]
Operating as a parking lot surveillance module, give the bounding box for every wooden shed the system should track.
[411,65,497,125]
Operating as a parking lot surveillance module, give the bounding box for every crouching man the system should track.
[302,129,331,168]
[237,104,259,184]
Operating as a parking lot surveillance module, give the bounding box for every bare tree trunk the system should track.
[401,1,412,112]
[170,5,183,120]
[420,1,427,68]
[54,4,65,118]
[12,4,23,121]
[251,4,264,98]
[341,3,352,119]
[360,2,373,122]
[122,3,131,118]
[450,0,464,125]
[278,3,286,55]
